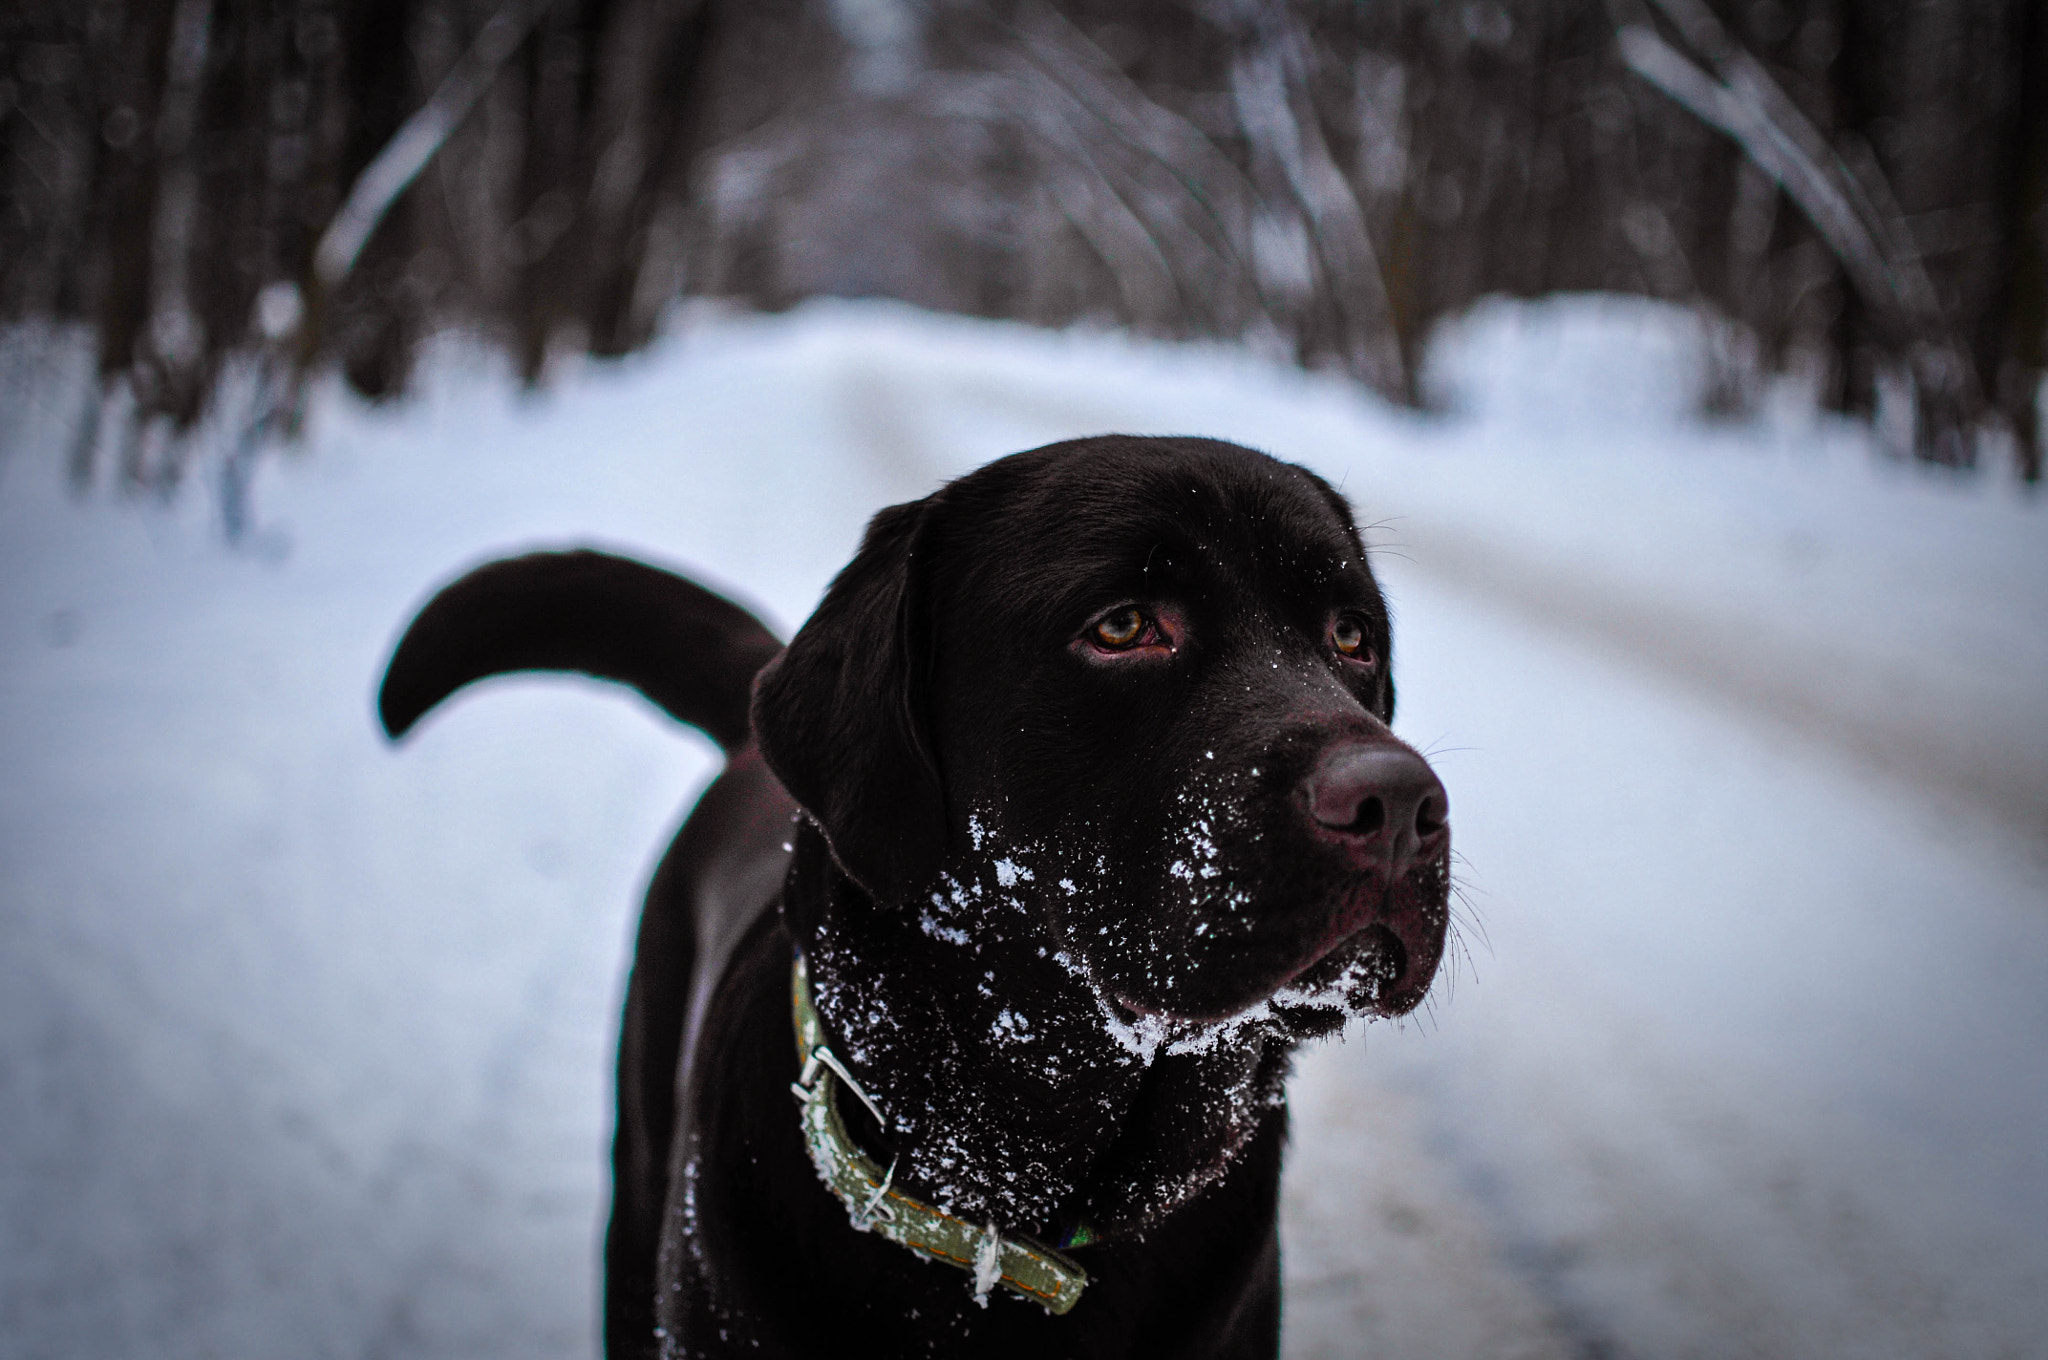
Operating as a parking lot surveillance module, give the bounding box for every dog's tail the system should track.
[378,549,782,753]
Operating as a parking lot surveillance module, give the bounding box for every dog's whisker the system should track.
[1444,918,1485,988]
[1448,896,1493,956]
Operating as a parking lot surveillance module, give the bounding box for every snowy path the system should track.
[1283,564,2048,1359]
[2,300,2043,1359]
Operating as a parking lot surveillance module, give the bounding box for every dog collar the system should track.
[788,952,1090,1314]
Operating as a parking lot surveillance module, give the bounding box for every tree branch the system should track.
[313,0,551,290]
[1616,24,1910,330]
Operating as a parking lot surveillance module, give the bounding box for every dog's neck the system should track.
[780,825,1296,1242]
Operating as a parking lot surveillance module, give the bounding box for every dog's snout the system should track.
[1304,744,1448,863]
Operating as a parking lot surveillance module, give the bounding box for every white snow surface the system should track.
[2,296,2044,1359]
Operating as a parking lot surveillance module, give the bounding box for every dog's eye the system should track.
[1331,614,1374,664]
[1093,607,1148,649]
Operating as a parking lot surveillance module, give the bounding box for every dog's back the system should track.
[379,549,795,1355]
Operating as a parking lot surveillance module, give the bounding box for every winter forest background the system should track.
[4,4,2048,1359]
[2,0,2044,503]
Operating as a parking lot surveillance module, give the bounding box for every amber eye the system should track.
[1093,607,1147,649]
[1332,614,1372,661]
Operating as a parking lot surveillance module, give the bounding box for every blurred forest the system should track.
[2,0,2043,510]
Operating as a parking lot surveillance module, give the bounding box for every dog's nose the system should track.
[1304,743,1448,865]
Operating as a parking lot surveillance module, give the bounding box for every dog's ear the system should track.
[750,498,945,903]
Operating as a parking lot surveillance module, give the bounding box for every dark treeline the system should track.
[2,0,2042,498]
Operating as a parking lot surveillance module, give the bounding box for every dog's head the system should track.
[753,436,1449,1033]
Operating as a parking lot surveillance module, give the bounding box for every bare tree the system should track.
[2,0,2040,503]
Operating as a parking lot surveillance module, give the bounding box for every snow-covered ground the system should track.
[2,298,2043,1359]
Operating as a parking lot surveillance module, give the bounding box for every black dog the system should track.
[379,435,1450,1358]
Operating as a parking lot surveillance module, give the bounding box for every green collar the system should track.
[789,952,1090,1314]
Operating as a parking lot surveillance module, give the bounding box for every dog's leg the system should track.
[610,748,797,1359]
[605,837,696,1360]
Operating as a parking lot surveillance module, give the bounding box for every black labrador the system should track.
[378,435,1451,1358]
